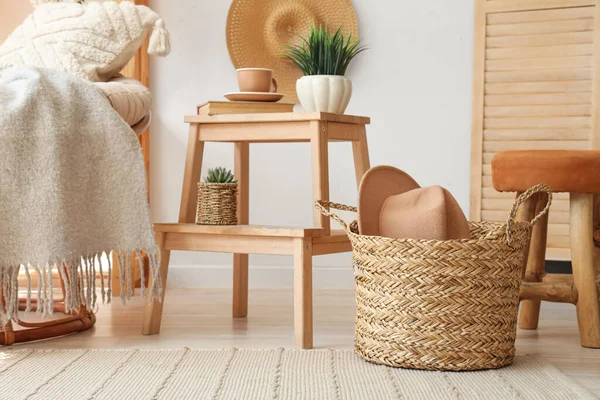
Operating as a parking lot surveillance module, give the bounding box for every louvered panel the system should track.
[547,248,571,260]
[486,44,593,60]
[471,3,598,260]
[483,140,589,151]
[482,210,570,224]
[548,224,570,236]
[485,0,595,13]
[487,69,592,83]
[482,198,570,212]
[487,19,594,36]
[486,31,593,48]
[486,6,593,24]
[485,105,591,117]
[482,187,570,200]
[485,93,592,106]
[484,129,590,140]
[487,56,592,71]
[485,80,591,94]
[484,117,591,129]
[547,235,572,247]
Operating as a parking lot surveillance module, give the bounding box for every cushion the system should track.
[95,75,151,128]
[492,150,600,193]
[0,1,170,82]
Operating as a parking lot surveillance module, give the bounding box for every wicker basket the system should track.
[196,183,238,225]
[316,184,552,371]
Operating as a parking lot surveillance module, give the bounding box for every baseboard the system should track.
[167,264,355,290]
[166,261,573,290]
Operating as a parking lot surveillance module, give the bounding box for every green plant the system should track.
[204,167,237,184]
[284,25,367,76]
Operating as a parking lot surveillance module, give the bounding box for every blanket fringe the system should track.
[0,249,160,326]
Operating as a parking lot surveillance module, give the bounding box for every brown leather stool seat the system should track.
[490,150,600,349]
[492,150,600,193]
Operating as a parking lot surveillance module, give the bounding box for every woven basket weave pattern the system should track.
[196,183,238,225]
[316,184,552,371]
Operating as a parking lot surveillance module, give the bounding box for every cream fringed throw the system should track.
[0,67,160,324]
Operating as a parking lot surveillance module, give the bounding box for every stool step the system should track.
[154,223,325,238]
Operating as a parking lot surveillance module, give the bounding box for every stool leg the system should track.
[142,232,171,335]
[293,238,313,349]
[233,142,250,318]
[593,194,600,276]
[519,193,549,330]
[110,252,122,298]
[515,192,538,278]
[351,124,371,187]
[232,255,248,318]
[570,193,600,348]
[179,124,204,223]
[310,121,330,235]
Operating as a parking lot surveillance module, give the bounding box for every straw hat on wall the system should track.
[226,0,359,103]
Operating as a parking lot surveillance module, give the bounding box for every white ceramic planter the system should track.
[296,75,352,114]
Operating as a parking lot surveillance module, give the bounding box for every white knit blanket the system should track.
[0,67,159,324]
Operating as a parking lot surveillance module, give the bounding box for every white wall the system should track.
[149,0,475,288]
[0,0,33,41]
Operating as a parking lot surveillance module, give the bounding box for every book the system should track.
[197,101,294,115]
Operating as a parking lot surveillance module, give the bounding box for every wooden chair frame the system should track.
[0,269,95,346]
[517,192,600,348]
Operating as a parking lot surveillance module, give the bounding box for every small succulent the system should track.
[204,167,237,184]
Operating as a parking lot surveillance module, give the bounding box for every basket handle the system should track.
[314,200,357,233]
[504,184,553,245]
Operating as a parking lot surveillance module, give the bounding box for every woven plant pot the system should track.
[196,183,238,225]
[316,184,552,371]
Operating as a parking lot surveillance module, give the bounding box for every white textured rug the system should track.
[0,348,594,400]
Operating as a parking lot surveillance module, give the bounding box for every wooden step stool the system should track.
[142,112,371,349]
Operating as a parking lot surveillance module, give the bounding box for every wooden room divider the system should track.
[470,0,600,260]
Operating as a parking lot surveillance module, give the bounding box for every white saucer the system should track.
[224,92,285,102]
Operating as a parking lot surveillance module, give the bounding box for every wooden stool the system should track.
[142,112,371,349]
[492,150,600,348]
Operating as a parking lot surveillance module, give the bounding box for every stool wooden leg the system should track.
[142,232,171,335]
[179,124,204,223]
[570,193,600,348]
[110,252,122,298]
[310,121,330,235]
[351,124,371,187]
[293,238,313,349]
[233,142,250,318]
[515,192,539,278]
[519,193,549,330]
[111,252,144,298]
[233,255,248,318]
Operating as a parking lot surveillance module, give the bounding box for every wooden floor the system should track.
[5,288,600,396]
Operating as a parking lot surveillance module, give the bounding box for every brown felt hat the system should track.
[358,166,471,240]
